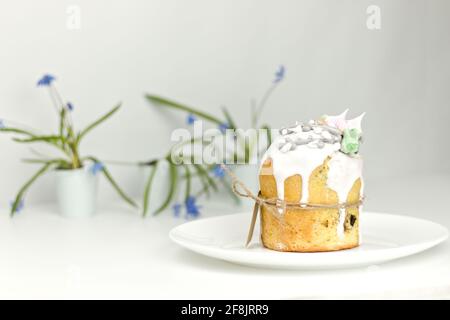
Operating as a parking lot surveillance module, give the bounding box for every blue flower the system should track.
[172,202,182,217]
[186,113,197,125]
[90,162,104,175]
[274,65,285,83]
[37,74,56,86]
[185,196,201,218]
[0,119,5,129]
[211,164,225,179]
[218,122,230,134]
[66,102,74,112]
[10,199,24,213]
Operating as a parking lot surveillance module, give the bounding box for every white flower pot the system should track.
[56,168,98,218]
[229,163,260,209]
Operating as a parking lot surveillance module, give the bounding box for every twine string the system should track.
[221,164,364,211]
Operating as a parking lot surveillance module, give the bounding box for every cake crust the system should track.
[259,157,361,252]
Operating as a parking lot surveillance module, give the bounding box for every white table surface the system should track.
[1,174,449,299]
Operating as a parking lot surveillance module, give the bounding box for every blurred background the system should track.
[0,0,449,210]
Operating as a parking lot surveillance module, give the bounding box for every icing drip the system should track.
[327,152,364,203]
[327,152,363,238]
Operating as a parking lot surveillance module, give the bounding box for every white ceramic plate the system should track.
[170,212,448,270]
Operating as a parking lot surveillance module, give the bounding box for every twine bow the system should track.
[220,164,365,247]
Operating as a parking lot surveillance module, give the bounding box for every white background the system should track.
[0,0,449,208]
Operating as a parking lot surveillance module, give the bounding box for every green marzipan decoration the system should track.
[341,128,361,155]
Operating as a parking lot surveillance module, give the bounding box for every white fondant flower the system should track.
[324,109,349,131]
[323,109,365,133]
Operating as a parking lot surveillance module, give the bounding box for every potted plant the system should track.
[0,74,137,217]
[140,66,285,215]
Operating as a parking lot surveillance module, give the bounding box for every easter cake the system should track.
[259,110,365,252]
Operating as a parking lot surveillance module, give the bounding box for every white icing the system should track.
[260,127,341,203]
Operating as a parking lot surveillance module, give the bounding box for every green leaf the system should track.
[198,176,211,198]
[1,126,69,155]
[233,129,251,164]
[142,161,159,217]
[102,166,138,208]
[139,159,159,166]
[59,108,66,136]
[153,161,178,215]
[183,165,191,201]
[13,135,62,144]
[10,162,54,216]
[254,83,277,126]
[22,158,71,168]
[58,108,68,148]
[78,103,121,143]
[192,166,211,198]
[146,94,223,125]
[221,106,237,129]
[0,127,35,137]
[193,164,218,192]
[244,142,250,163]
[12,134,70,159]
[86,156,137,208]
[259,124,272,146]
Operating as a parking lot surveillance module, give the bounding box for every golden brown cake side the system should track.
[259,157,361,252]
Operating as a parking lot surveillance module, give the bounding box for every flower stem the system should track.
[68,142,82,169]
[254,83,279,126]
